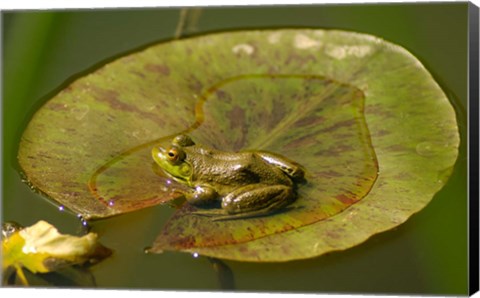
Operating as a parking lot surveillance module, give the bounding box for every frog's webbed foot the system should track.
[191,205,297,221]
[214,206,297,221]
[190,208,225,218]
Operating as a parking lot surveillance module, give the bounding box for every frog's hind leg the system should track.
[210,184,296,221]
[256,151,305,181]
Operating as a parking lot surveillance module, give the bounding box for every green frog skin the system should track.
[152,134,304,220]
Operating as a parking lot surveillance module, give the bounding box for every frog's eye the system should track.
[166,146,185,164]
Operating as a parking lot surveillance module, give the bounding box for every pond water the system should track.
[2,4,469,295]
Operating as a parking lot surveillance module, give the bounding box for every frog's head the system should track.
[152,135,195,185]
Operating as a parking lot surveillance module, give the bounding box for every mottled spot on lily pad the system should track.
[144,63,171,76]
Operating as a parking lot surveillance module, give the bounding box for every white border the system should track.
[1,1,478,298]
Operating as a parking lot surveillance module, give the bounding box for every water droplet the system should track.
[416,142,436,157]
[77,214,89,227]
[192,252,200,258]
[436,166,453,185]
[58,205,65,212]
[132,128,151,140]
[71,104,90,120]
[108,200,114,207]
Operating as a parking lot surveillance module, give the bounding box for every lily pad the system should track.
[18,29,459,261]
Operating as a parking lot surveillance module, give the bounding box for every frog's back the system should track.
[186,149,291,194]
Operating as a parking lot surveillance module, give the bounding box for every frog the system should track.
[152,134,305,221]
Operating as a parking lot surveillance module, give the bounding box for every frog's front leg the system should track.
[184,184,218,206]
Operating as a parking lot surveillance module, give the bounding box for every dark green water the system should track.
[2,4,469,294]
